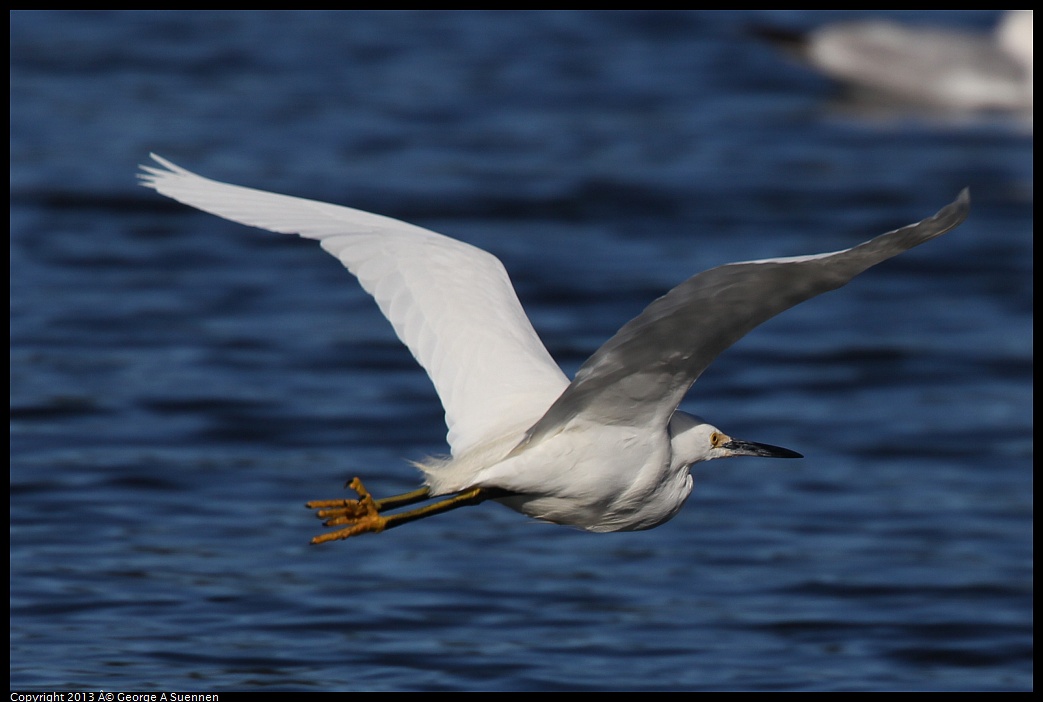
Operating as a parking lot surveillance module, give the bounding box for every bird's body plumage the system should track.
[140,154,968,539]
[765,10,1033,112]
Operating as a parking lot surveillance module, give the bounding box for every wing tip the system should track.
[933,187,971,234]
[137,153,189,190]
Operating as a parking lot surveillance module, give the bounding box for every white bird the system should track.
[761,10,1033,113]
[139,154,969,544]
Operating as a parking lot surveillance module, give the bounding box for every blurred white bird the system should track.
[140,154,968,543]
[761,10,1033,112]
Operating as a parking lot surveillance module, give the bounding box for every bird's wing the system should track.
[520,190,969,448]
[139,154,568,456]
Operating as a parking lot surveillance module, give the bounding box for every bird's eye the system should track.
[710,432,723,447]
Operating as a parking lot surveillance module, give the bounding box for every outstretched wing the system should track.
[139,155,568,455]
[522,190,970,446]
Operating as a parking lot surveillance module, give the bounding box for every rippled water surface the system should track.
[10,10,1032,691]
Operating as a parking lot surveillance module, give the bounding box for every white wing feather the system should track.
[139,154,568,455]
[520,189,969,448]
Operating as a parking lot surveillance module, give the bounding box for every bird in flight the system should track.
[140,154,968,544]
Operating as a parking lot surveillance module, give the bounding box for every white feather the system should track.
[139,154,568,456]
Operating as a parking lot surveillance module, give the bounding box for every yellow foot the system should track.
[306,477,387,544]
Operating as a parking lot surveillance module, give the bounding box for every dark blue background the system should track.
[10,10,1032,691]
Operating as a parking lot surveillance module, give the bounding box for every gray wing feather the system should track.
[522,190,969,443]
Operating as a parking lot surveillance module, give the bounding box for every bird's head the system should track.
[669,412,802,468]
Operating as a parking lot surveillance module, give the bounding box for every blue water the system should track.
[10,10,1032,691]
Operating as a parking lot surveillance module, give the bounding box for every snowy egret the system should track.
[139,155,969,543]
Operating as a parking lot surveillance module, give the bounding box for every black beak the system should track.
[722,438,803,459]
